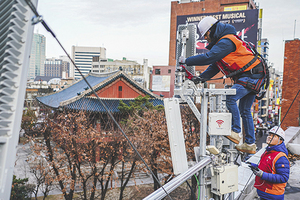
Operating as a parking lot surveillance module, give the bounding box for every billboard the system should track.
[152,75,171,92]
[177,9,259,54]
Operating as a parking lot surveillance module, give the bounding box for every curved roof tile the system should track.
[36,72,116,108]
[64,97,164,113]
[36,71,162,109]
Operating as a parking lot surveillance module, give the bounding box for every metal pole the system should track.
[294,20,296,39]
[143,156,212,200]
[199,88,209,200]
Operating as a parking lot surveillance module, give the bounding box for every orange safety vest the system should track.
[215,34,261,76]
[254,151,288,195]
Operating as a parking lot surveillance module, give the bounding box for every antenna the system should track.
[294,20,296,39]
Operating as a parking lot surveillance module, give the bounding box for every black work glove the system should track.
[246,162,263,177]
[191,76,205,84]
[252,167,263,177]
[246,162,258,169]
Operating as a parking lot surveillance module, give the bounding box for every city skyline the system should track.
[33,0,300,72]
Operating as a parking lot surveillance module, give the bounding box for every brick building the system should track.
[169,0,257,88]
[281,39,300,129]
[150,66,176,98]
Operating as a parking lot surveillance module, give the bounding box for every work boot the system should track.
[235,143,257,154]
[225,131,241,144]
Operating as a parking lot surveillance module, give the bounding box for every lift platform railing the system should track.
[143,156,213,200]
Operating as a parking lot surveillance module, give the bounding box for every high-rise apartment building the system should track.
[71,46,106,79]
[28,33,46,79]
[44,58,70,78]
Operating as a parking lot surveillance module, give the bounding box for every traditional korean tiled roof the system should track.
[36,71,115,108]
[36,70,163,111]
[64,97,164,113]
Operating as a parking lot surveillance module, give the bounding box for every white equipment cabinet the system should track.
[211,164,239,196]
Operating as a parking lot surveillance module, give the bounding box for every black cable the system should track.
[235,89,300,200]
[24,1,173,199]
[186,180,197,200]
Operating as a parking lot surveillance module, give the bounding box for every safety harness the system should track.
[206,36,269,100]
[182,35,269,100]
[232,39,270,100]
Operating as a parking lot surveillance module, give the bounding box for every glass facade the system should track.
[28,33,46,79]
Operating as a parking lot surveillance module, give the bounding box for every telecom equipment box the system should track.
[211,164,238,195]
[208,113,231,136]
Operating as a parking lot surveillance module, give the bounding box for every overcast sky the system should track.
[34,0,300,72]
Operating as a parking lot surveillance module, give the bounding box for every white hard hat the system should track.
[269,126,285,141]
[198,16,218,37]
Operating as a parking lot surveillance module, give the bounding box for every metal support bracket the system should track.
[179,80,201,122]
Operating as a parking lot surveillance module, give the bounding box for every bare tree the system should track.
[28,96,201,200]
[117,139,138,200]
[125,109,173,190]
[30,111,126,200]
[28,157,54,200]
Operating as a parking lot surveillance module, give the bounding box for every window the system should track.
[119,86,122,91]
[155,69,161,75]
[168,69,171,73]
[92,56,99,62]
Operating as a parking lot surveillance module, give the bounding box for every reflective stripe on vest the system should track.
[254,151,288,195]
[216,34,261,75]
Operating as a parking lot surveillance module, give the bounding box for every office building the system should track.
[44,58,70,78]
[28,33,46,79]
[71,46,106,79]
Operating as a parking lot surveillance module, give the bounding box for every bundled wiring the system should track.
[24,1,173,199]
[186,180,197,200]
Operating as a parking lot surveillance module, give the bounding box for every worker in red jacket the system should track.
[248,126,290,200]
